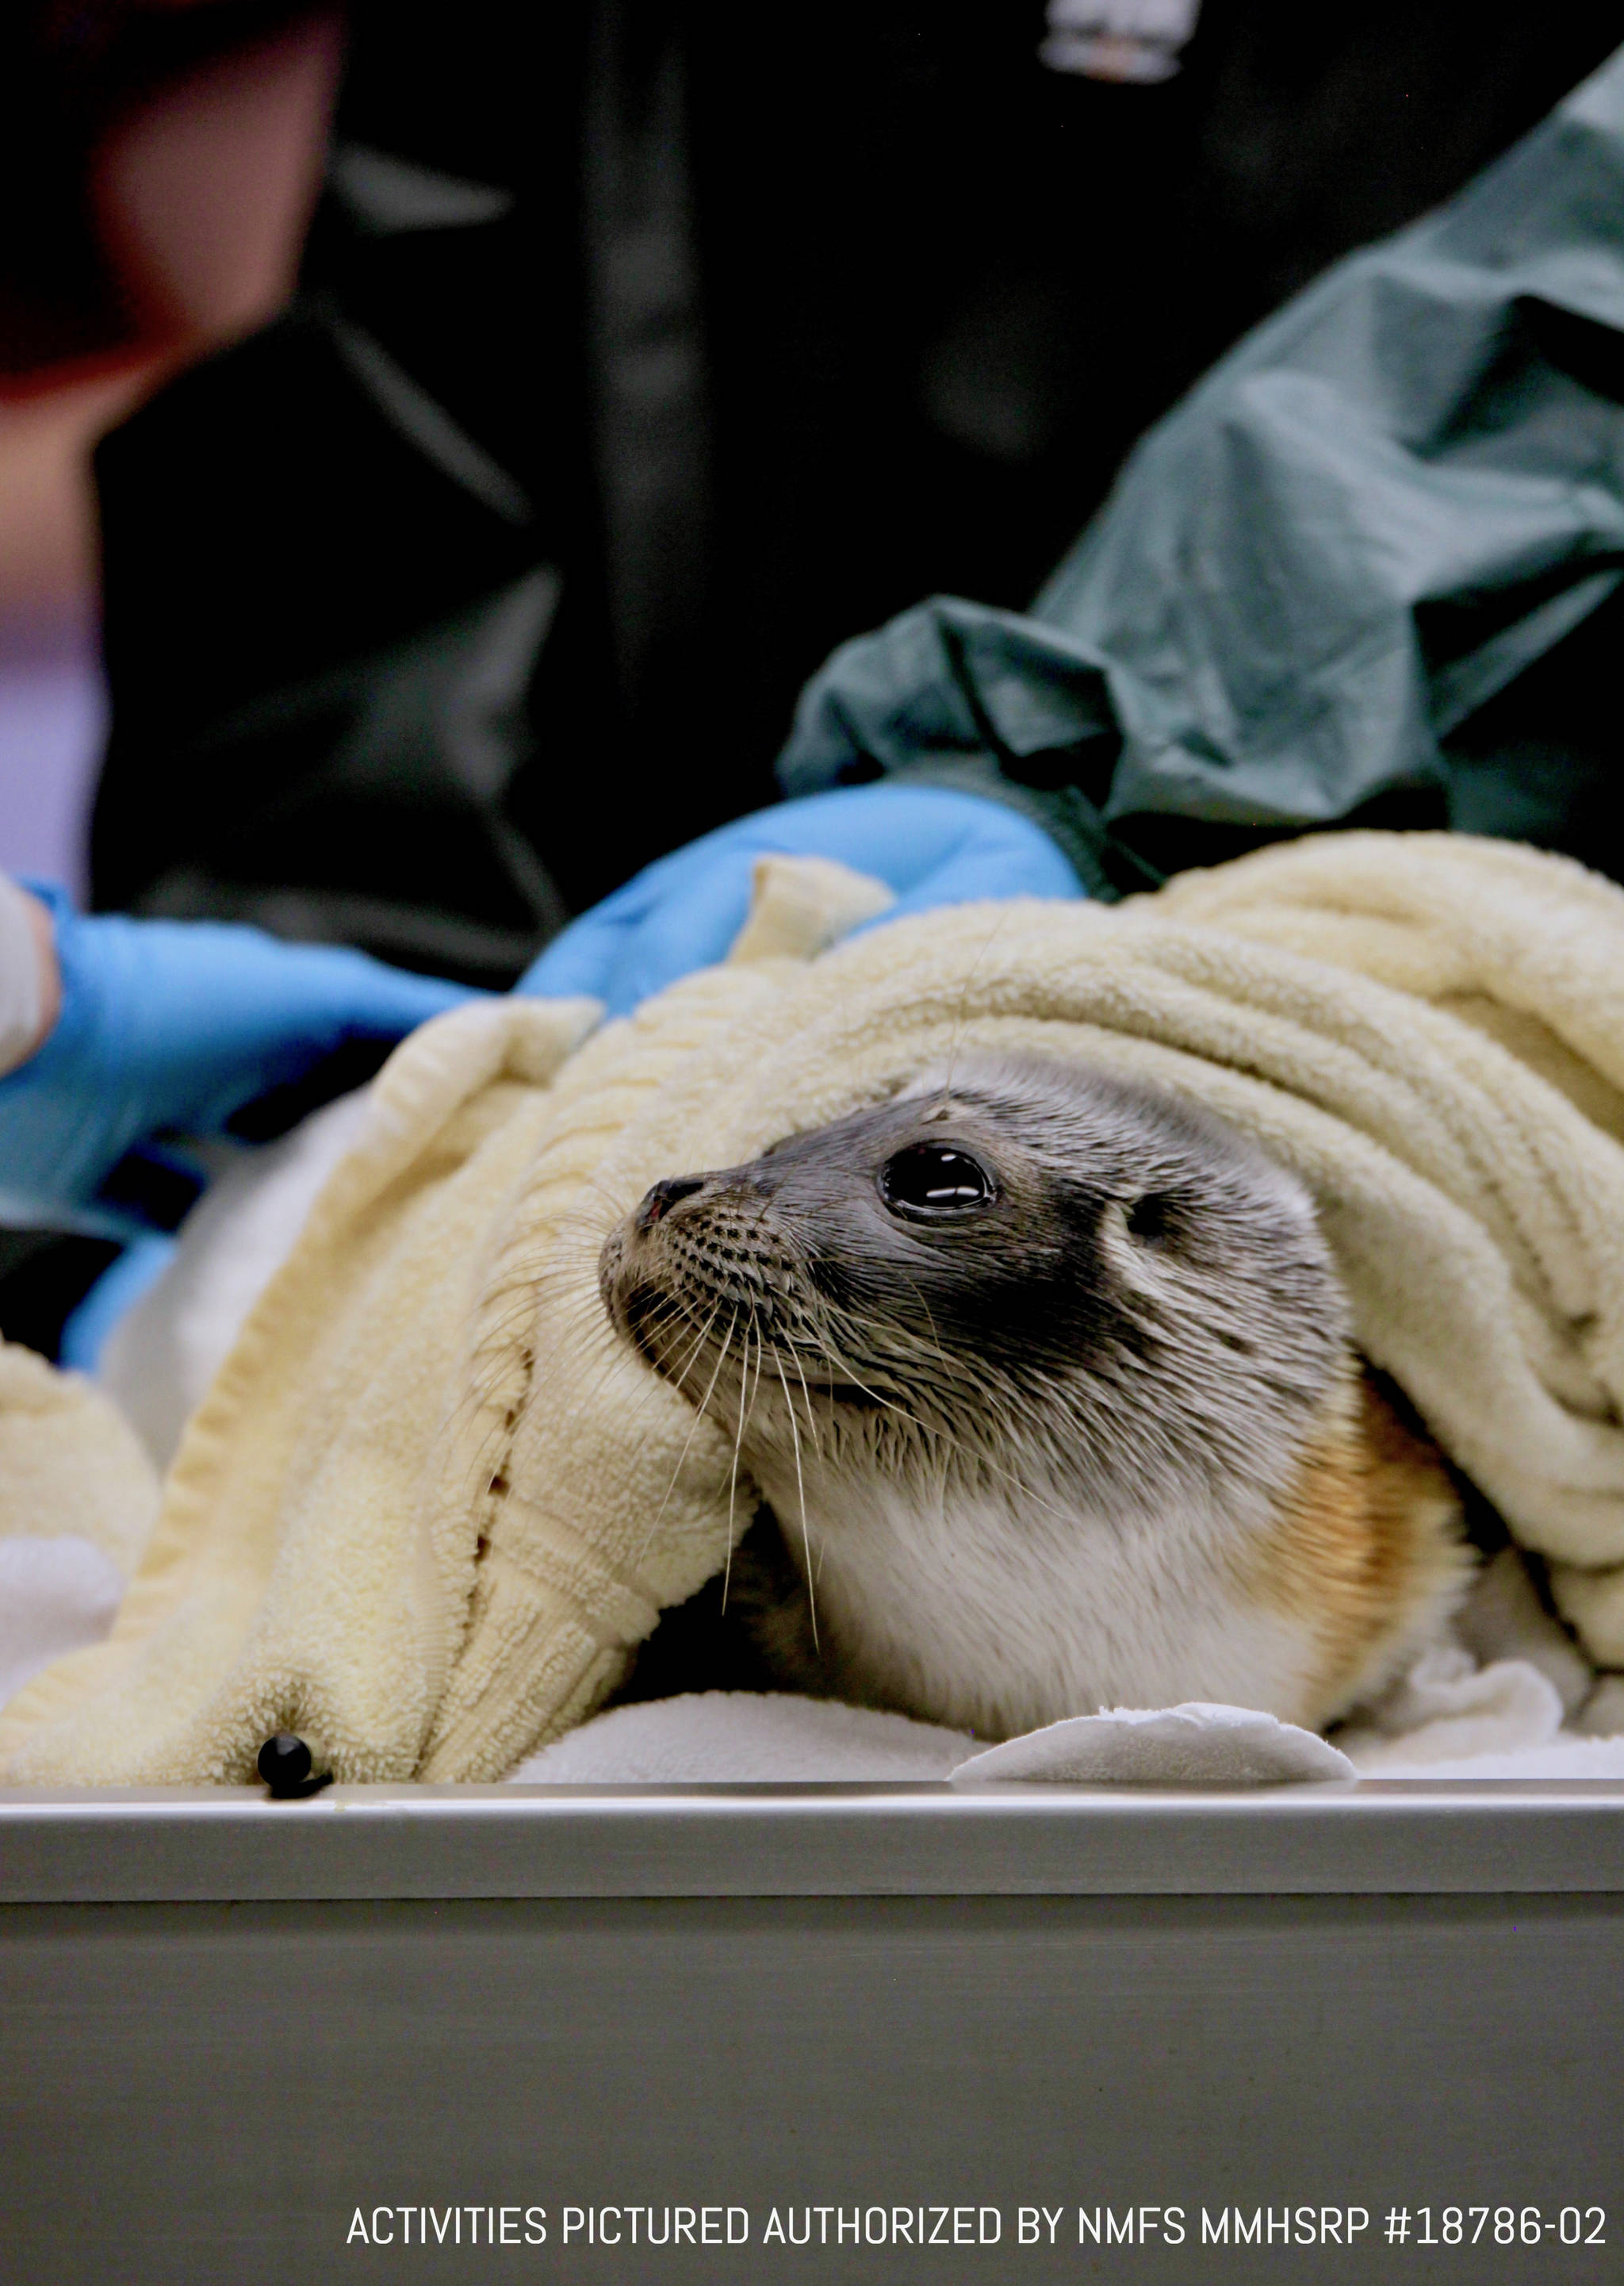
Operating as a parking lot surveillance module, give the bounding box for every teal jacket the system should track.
[779,45,1624,897]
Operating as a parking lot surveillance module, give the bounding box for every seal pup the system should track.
[599,1054,1469,1739]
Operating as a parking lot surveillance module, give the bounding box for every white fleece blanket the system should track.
[508,1689,1624,1785]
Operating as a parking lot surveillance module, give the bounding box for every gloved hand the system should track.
[515,784,1082,1015]
[0,886,478,1224]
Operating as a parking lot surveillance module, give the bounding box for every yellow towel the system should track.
[0,1341,159,1577]
[6,830,1624,1784]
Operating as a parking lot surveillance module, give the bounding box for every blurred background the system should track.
[1,0,341,891]
[7,2,1622,900]
[3,0,1622,1348]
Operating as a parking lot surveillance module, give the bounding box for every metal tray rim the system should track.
[4,1778,1623,1903]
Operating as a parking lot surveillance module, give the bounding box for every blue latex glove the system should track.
[516,785,1082,1015]
[0,885,479,1225]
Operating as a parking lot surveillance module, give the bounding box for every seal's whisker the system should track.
[798,1316,1082,1531]
[744,1297,768,1440]
[629,1301,741,1575]
[772,1348,818,1650]
[722,1318,756,1613]
[659,1292,727,1399]
[786,1334,825,1463]
[561,1299,701,1424]
[896,1265,953,1392]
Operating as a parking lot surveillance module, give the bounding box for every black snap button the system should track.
[257,1732,331,1798]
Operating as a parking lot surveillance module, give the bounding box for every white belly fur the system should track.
[755,1454,1325,1740]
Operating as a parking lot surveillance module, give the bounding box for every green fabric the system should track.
[779,44,1624,886]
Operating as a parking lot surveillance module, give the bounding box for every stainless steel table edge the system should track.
[4,1778,1623,1901]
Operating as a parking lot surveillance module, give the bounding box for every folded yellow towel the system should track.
[6,830,1624,1784]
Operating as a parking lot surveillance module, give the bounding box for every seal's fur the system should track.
[600,1054,1469,1736]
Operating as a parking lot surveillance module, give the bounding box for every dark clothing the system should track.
[779,48,1624,898]
[90,2,1624,978]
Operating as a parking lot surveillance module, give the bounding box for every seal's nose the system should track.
[635,1175,707,1230]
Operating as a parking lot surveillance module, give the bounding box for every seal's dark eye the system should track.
[878,1144,996,1218]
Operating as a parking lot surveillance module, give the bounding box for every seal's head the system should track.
[599,1054,1465,1736]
